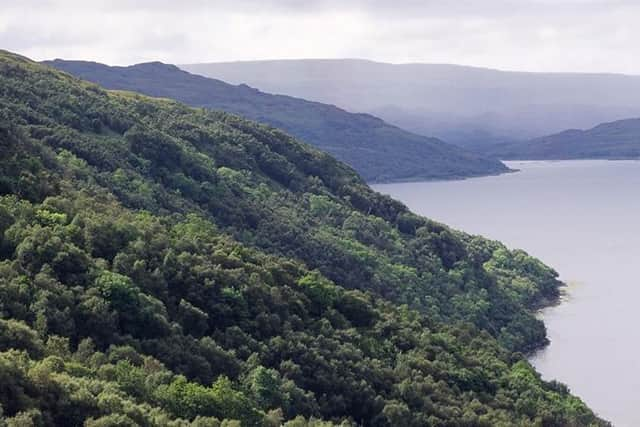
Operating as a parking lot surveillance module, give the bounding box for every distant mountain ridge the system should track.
[485,117,640,159]
[44,59,508,182]
[181,58,640,148]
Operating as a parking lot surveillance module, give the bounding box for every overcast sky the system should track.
[2,0,640,73]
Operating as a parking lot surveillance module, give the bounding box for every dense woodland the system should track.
[0,50,606,425]
[44,59,508,183]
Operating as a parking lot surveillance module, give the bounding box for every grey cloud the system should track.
[15,0,638,16]
[1,0,639,72]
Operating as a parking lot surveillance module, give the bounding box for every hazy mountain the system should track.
[44,59,508,183]
[182,59,640,147]
[486,118,640,159]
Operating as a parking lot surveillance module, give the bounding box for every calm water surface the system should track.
[374,160,640,426]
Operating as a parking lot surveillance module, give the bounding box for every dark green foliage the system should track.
[0,51,607,426]
[43,59,509,183]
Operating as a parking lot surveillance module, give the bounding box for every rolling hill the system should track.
[0,50,607,425]
[486,118,640,159]
[181,59,640,148]
[43,59,508,183]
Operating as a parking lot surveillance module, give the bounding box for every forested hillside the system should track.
[0,50,606,425]
[44,59,508,183]
[486,118,640,160]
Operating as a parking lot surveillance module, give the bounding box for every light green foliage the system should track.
[297,271,339,313]
[0,51,607,426]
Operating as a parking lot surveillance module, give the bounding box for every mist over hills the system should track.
[486,117,640,160]
[44,59,507,183]
[182,59,640,148]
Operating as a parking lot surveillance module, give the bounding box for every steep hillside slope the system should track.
[486,118,640,159]
[0,51,606,425]
[44,59,508,183]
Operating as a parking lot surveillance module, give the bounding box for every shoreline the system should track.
[368,167,518,185]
